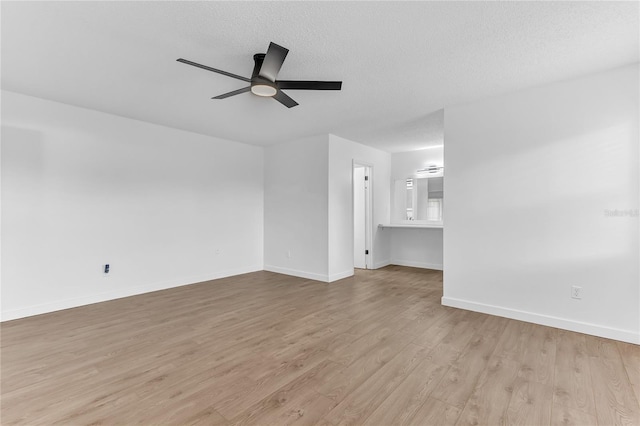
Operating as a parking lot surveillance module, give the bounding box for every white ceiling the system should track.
[1,1,638,153]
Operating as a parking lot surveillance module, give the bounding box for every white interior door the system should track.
[354,164,372,269]
[353,166,366,269]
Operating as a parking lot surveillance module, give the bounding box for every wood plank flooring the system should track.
[1,266,639,425]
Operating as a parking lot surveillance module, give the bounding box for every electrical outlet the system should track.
[215,249,220,255]
[103,264,110,276]
[571,285,582,299]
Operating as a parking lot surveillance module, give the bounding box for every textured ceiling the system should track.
[2,1,638,152]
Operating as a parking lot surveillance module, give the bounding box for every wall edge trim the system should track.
[328,270,354,282]
[441,296,639,345]
[1,265,263,322]
[264,265,329,282]
[390,259,443,271]
[373,259,391,269]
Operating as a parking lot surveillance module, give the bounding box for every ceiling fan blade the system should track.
[177,58,251,82]
[259,42,289,82]
[212,86,251,99]
[273,90,298,108]
[276,80,342,90]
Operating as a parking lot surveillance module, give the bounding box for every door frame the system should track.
[353,160,374,269]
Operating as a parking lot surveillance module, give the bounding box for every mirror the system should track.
[393,176,443,223]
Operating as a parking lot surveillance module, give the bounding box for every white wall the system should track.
[390,146,444,181]
[328,135,391,277]
[263,135,329,281]
[390,228,443,270]
[1,90,264,321]
[443,64,639,344]
[264,134,390,282]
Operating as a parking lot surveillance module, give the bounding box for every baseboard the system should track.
[373,259,391,269]
[390,259,443,271]
[263,265,330,282]
[1,265,263,322]
[328,269,354,282]
[442,296,639,345]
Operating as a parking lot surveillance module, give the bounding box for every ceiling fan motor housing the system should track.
[251,54,266,78]
[250,53,277,95]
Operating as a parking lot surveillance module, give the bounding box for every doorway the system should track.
[353,163,373,269]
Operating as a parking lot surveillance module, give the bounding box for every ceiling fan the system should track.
[177,42,342,108]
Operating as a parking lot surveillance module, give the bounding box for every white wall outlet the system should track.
[571,285,582,299]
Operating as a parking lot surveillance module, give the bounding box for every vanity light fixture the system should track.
[417,165,444,174]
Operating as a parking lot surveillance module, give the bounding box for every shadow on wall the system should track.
[456,121,637,211]
[2,126,45,186]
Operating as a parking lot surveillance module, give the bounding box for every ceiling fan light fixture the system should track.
[251,84,277,97]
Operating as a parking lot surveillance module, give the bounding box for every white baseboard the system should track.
[442,296,639,345]
[390,259,443,271]
[373,259,391,269]
[328,269,354,282]
[1,265,262,322]
[264,265,330,282]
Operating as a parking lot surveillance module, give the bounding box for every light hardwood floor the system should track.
[1,266,639,425]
